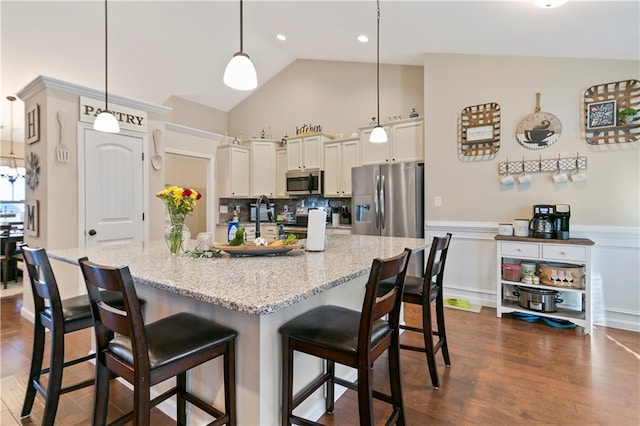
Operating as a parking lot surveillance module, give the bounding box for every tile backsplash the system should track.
[219,197,351,224]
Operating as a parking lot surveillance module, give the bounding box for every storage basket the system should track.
[502,263,522,282]
[539,263,585,289]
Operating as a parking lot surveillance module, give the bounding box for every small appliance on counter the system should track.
[529,204,555,239]
[555,204,571,240]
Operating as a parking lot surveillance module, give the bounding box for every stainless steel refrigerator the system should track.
[351,162,424,275]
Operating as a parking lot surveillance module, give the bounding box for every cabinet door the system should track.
[360,127,390,165]
[323,142,342,196]
[250,142,275,197]
[391,120,424,163]
[302,135,323,169]
[341,139,359,196]
[230,146,250,197]
[286,139,303,170]
[275,148,287,197]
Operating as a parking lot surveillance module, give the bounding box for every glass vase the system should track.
[164,217,190,255]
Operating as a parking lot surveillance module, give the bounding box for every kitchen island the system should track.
[48,234,428,425]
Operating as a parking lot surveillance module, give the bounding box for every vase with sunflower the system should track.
[157,185,202,254]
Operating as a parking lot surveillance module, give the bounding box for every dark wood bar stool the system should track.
[379,233,452,389]
[20,245,126,425]
[279,248,411,425]
[78,257,237,426]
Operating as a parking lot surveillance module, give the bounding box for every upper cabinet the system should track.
[360,117,424,165]
[275,147,287,198]
[286,133,332,171]
[217,144,250,198]
[248,140,277,197]
[323,138,360,197]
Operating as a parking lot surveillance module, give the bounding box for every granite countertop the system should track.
[48,234,427,316]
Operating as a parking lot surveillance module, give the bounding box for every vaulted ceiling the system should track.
[2,0,638,141]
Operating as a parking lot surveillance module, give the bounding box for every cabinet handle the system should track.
[516,248,521,252]
[392,158,396,161]
[560,251,566,255]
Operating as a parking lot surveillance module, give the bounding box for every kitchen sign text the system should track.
[80,96,147,133]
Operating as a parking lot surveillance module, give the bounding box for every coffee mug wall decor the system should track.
[497,155,588,186]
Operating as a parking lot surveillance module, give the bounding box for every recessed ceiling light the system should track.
[276,34,286,41]
[357,35,369,43]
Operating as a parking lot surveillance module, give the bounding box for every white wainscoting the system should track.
[426,221,640,333]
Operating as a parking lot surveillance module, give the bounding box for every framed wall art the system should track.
[586,100,617,129]
[459,102,501,156]
[25,200,39,236]
[25,104,40,144]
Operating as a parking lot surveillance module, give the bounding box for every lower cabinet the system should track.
[495,236,594,334]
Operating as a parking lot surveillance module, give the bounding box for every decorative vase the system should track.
[164,217,190,255]
[409,107,419,118]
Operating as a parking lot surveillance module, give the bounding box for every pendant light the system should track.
[1,96,25,183]
[224,0,257,91]
[94,0,120,133]
[369,0,388,144]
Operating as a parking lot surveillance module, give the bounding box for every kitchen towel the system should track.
[306,210,327,252]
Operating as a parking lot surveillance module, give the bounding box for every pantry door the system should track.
[81,126,145,246]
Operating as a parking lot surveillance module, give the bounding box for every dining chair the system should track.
[20,245,126,426]
[279,248,411,425]
[78,256,237,426]
[378,233,453,389]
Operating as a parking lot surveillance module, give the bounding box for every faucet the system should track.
[255,194,271,238]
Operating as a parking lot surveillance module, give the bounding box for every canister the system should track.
[498,223,514,236]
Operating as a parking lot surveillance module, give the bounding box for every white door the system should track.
[84,129,144,246]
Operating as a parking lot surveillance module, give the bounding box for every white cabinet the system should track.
[360,117,424,165]
[275,147,287,198]
[323,137,360,197]
[495,236,594,334]
[286,133,331,171]
[249,141,276,197]
[217,145,250,198]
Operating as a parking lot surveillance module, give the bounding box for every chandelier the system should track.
[1,96,25,183]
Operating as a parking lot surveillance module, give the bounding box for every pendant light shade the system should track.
[224,0,257,91]
[224,52,257,91]
[369,0,388,144]
[94,0,119,133]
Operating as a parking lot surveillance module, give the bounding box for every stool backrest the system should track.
[359,248,411,360]
[78,257,149,371]
[424,233,452,296]
[21,245,64,324]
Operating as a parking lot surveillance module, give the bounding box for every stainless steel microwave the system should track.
[285,169,323,196]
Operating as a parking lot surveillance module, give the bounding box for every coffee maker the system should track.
[555,204,571,240]
[529,204,555,239]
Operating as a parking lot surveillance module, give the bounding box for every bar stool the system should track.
[20,245,126,425]
[379,233,452,389]
[279,248,411,425]
[78,257,237,426]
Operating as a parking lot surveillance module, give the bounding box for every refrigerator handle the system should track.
[380,174,386,230]
[374,174,380,229]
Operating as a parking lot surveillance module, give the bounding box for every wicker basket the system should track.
[539,263,585,289]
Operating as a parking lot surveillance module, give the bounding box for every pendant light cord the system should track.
[104,0,109,110]
[376,0,381,126]
[239,0,244,53]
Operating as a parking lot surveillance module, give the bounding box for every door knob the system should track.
[88,229,97,236]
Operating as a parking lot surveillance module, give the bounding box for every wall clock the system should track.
[516,93,562,149]
[25,152,40,190]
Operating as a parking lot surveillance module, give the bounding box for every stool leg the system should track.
[356,364,374,425]
[224,340,237,426]
[388,335,405,426]
[92,360,111,426]
[423,300,440,389]
[325,360,334,414]
[435,294,451,367]
[42,325,65,426]
[133,378,151,425]
[177,372,186,425]
[281,336,293,426]
[21,319,46,417]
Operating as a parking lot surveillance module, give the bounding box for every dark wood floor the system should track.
[2,293,639,425]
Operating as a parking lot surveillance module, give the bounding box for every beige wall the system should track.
[1,140,24,160]
[423,53,639,227]
[164,96,228,134]
[165,153,207,235]
[228,59,424,141]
